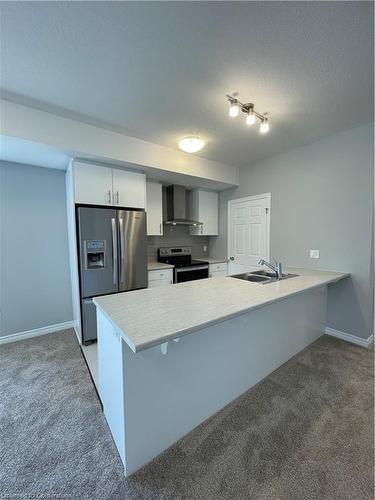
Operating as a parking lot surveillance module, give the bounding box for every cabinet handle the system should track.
[159,223,162,234]
[116,191,119,205]
[107,190,112,204]
[200,225,203,235]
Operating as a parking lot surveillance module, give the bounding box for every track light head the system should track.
[260,118,270,134]
[246,107,256,126]
[228,98,239,117]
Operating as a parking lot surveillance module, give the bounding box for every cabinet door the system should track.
[209,262,227,274]
[146,182,163,235]
[209,270,227,278]
[74,162,113,205]
[113,169,146,209]
[148,269,173,283]
[189,190,199,236]
[200,190,218,235]
[148,279,172,288]
[190,189,218,236]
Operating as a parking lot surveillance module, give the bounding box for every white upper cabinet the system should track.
[112,168,146,209]
[74,162,113,205]
[146,181,163,235]
[73,161,145,208]
[190,189,219,236]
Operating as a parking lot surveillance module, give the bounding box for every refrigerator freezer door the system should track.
[118,210,148,292]
[77,207,119,298]
[81,298,97,344]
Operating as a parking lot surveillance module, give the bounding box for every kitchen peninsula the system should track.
[94,267,348,477]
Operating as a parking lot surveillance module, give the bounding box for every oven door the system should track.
[174,265,209,283]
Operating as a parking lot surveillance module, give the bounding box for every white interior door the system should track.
[228,194,270,275]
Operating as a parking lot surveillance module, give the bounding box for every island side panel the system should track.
[121,286,327,476]
[97,309,126,468]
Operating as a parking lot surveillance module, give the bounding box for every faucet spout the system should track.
[258,258,283,279]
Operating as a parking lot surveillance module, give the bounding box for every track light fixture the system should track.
[226,95,270,134]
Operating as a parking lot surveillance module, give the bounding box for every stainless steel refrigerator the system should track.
[77,206,147,344]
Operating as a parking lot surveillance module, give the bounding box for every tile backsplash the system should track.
[147,225,209,260]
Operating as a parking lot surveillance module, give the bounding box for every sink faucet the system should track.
[258,258,283,279]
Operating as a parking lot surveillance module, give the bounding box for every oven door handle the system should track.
[175,265,209,272]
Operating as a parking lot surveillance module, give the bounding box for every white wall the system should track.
[211,123,374,340]
[0,100,239,188]
[0,161,73,336]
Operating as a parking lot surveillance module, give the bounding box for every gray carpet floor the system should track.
[0,330,373,500]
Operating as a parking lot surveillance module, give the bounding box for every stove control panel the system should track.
[159,247,192,257]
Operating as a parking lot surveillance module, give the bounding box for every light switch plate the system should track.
[203,244,207,252]
[310,249,320,259]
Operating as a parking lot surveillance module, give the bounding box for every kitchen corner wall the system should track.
[210,122,374,340]
[147,225,209,260]
[0,161,73,337]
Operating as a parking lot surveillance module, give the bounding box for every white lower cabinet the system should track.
[209,262,227,278]
[148,279,172,288]
[148,269,173,287]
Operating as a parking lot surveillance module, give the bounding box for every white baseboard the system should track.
[73,323,82,345]
[325,327,374,349]
[0,321,75,345]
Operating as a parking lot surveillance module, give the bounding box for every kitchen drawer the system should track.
[209,262,227,273]
[148,278,172,288]
[209,270,227,278]
[148,269,173,282]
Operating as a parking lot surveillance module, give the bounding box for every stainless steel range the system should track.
[158,247,209,283]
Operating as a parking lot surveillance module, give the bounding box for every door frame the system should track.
[227,193,271,274]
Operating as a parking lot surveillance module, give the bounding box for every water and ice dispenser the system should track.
[84,240,106,270]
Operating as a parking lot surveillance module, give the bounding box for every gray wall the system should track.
[148,225,209,261]
[210,123,374,339]
[0,161,73,336]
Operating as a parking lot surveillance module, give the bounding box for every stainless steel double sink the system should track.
[230,269,298,284]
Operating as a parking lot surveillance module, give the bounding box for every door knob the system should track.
[230,257,234,261]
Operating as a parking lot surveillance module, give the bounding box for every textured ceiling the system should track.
[0,1,373,168]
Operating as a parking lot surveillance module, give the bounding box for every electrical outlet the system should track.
[203,244,207,252]
[310,249,320,259]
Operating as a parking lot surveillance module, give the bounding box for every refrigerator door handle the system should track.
[111,218,118,285]
[119,217,125,284]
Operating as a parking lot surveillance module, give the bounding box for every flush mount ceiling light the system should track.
[178,136,205,153]
[226,95,270,134]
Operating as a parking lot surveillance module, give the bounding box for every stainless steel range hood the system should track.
[164,185,203,226]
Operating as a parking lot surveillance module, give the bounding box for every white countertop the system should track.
[147,261,174,271]
[94,267,349,353]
